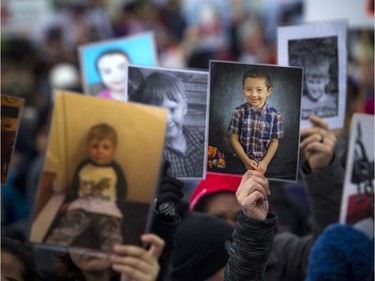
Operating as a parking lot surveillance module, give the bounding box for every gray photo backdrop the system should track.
[209,60,303,182]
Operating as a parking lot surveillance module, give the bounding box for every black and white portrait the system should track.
[289,36,338,120]
[126,65,209,180]
[278,21,347,129]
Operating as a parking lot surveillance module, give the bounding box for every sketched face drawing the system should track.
[97,53,129,93]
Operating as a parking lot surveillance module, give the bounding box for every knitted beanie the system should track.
[306,223,374,281]
[189,172,242,211]
[170,211,234,281]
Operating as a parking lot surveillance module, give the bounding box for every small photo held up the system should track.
[339,113,374,238]
[277,20,348,129]
[29,91,168,253]
[208,60,303,182]
[79,31,159,102]
[125,65,209,180]
[1,95,24,184]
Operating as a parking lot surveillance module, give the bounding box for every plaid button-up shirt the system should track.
[228,102,284,162]
[165,126,205,179]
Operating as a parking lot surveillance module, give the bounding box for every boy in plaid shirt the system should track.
[228,68,284,174]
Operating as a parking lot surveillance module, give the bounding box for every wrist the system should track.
[310,154,335,173]
[154,200,178,223]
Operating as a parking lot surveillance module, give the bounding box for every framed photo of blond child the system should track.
[79,31,158,102]
[277,20,347,130]
[339,113,374,237]
[125,65,209,180]
[29,90,168,253]
[1,95,24,184]
[208,60,303,182]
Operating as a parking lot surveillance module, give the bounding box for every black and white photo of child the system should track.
[288,36,339,120]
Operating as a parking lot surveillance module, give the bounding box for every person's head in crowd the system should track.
[189,172,241,226]
[95,49,130,101]
[304,54,331,102]
[306,223,374,281]
[1,237,40,281]
[49,63,81,92]
[140,71,188,146]
[170,211,233,281]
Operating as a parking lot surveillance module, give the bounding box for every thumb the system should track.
[141,234,165,258]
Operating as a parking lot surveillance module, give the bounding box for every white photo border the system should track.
[339,113,374,226]
[78,31,159,100]
[277,20,348,130]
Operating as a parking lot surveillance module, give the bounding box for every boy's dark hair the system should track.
[87,123,117,146]
[1,237,41,281]
[141,71,187,106]
[242,68,272,89]
[95,49,130,74]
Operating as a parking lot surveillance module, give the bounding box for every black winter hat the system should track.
[170,211,234,281]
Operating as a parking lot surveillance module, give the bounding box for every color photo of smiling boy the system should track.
[228,68,284,174]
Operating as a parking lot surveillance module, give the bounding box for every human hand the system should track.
[300,115,337,173]
[110,233,165,281]
[257,161,268,174]
[236,170,270,221]
[245,159,258,170]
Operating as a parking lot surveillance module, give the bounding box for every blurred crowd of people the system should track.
[1,0,374,280]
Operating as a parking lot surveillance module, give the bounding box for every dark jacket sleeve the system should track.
[224,211,277,281]
[264,153,345,281]
[266,231,314,281]
[301,154,345,235]
[152,215,180,281]
[112,161,127,207]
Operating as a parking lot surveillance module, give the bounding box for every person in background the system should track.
[189,173,242,226]
[1,236,41,281]
[190,172,310,235]
[224,169,276,281]
[169,169,275,281]
[185,114,345,280]
[305,223,374,281]
[168,208,234,281]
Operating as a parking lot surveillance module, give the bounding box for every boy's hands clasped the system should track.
[236,170,270,221]
[245,159,268,174]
